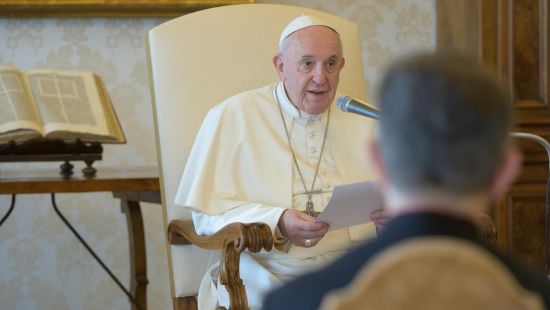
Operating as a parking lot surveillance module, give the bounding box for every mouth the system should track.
[307,90,328,96]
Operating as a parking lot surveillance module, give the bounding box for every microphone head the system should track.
[336,96,352,112]
[336,95,380,120]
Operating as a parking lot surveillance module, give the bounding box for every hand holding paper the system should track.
[317,181,385,230]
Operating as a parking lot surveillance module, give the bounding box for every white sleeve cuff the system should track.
[192,204,286,236]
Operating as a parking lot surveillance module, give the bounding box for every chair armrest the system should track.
[167,219,273,310]
[478,214,497,244]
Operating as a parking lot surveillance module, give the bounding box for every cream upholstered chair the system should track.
[148,4,368,310]
[320,237,544,310]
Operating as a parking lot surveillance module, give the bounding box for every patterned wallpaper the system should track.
[0,1,434,309]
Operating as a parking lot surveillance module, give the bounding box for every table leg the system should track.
[52,193,144,309]
[120,198,148,310]
[0,194,16,227]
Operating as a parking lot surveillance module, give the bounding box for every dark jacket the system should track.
[262,212,550,310]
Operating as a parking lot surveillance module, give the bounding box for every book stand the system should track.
[0,139,102,177]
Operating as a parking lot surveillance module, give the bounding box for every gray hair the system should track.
[377,53,514,195]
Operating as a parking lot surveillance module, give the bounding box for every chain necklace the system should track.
[275,84,330,218]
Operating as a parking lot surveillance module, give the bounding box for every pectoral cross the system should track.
[304,200,320,218]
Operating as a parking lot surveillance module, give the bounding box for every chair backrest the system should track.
[320,237,544,310]
[148,3,367,299]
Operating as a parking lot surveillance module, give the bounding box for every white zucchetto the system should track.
[279,15,338,49]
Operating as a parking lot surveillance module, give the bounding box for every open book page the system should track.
[0,66,43,143]
[26,69,124,143]
[91,74,125,143]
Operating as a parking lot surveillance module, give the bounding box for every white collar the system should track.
[275,82,323,121]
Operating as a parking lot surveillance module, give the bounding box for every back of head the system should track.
[377,52,513,195]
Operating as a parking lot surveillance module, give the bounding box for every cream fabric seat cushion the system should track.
[320,237,544,310]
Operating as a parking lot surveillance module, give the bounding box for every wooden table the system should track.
[0,167,160,310]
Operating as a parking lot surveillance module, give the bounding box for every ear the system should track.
[489,147,522,201]
[340,57,346,70]
[273,55,284,81]
[366,139,389,189]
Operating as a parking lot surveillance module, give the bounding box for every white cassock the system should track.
[174,82,378,309]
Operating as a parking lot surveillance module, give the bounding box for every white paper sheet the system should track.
[317,181,385,230]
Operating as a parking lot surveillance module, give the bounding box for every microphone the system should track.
[336,96,380,120]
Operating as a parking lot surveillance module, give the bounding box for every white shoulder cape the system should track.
[175,83,376,215]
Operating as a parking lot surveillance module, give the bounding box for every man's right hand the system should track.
[277,209,329,248]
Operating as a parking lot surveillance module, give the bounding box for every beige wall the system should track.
[0,1,434,309]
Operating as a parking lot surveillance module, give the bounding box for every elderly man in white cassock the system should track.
[174,14,385,309]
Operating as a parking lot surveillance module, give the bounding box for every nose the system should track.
[311,64,327,84]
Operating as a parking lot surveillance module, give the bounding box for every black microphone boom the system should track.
[336,96,380,120]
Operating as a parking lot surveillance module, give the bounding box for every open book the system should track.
[0,66,125,144]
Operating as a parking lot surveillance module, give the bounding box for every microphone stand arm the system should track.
[511,132,550,279]
[334,105,550,278]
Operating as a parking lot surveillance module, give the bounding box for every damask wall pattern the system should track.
[0,1,434,309]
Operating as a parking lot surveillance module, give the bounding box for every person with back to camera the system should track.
[262,52,550,310]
